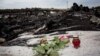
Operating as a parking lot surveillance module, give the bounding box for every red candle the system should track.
[72,37,80,49]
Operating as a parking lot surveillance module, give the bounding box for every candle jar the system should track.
[72,36,80,49]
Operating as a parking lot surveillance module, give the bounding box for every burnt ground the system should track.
[0,8,100,41]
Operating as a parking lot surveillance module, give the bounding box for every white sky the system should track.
[0,0,100,9]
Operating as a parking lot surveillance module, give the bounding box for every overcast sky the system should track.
[0,0,100,9]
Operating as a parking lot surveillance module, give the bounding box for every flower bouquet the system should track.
[33,36,70,56]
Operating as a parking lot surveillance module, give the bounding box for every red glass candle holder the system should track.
[72,37,80,49]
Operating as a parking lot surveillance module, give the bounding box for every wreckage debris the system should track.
[0,8,100,41]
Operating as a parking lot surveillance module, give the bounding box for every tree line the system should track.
[71,3,90,12]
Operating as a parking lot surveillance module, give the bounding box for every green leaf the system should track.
[63,39,69,44]
[53,37,59,41]
[41,44,46,47]
[35,53,43,56]
[35,45,45,54]
[53,44,60,51]
[44,44,50,50]
[58,41,65,49]
[49,41,56,48]
[47,48,53,54]
[56,39,60,44]
[49,50,59,56]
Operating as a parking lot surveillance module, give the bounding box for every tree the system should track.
[83,6,90,12]
[71,3,80,11]
[94,9,100,17]
[80,4,83,11]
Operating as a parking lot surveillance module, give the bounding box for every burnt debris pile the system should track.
[0,5,100,41]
